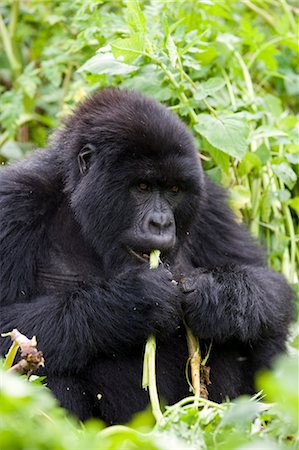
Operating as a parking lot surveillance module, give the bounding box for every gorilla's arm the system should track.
[0,268,180,374]
[182,177,294,344]
[182,265,294,342]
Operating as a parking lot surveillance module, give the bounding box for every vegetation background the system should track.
[0,0,298,449]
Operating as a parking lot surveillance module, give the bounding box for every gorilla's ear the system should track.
[78,144,95,175]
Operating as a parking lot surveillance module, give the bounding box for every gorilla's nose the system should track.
[140,212,175,250]
[148,211,174,236]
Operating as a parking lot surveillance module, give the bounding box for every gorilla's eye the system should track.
[138,182,151,192]
[170,185,179,193]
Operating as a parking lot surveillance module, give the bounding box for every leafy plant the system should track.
[0,353,298,449]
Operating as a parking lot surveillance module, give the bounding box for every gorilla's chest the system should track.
[36,245,102,294]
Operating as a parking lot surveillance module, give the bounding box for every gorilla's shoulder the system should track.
[0,149,62,196]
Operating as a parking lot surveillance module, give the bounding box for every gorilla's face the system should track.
[127,180,178,253]
[59,89,204,267]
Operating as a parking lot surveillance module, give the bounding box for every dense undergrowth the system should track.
[0,1,298,448]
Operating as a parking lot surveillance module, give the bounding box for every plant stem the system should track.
[242,0,276,29]
[8,0,19,38]
[0,13,21,78]
[184,322,201,403]
[234,51,255,103]
[142,250,164,423]
[142,335,164,423]
[280,0,297,33]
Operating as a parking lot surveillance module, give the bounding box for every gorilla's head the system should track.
[54,89,205,268]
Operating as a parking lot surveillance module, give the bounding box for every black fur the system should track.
[0,89,294,424]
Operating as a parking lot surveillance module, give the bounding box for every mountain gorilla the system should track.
[0,89,294,424]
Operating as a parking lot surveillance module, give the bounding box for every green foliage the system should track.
[0,354,298,450]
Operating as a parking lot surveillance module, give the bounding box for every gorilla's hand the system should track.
[180,268,209,294]
[115,266,182,336]
[179,265,294,343]
[180,266,242,341]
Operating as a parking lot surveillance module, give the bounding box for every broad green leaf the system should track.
[125,0,146,33]
[272,162,297,190]
[205,143,230,175]
[78,52,137,75]
[195,113,249,159]
[239,152,261,176]
[111,34,145,64]
[0,141,23,161]
[121,69,172,101]
[194,77,226,101]
[255,144,271,164]
[206,167,222,184]
[262,94,283,118]
[258,355,299,428]
[258,45,278,71]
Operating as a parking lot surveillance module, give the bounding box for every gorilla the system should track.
[0,89,294,424]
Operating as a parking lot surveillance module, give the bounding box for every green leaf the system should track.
[166,34,178,68]
[0,141,23,161]
[2,340,19,370]
[229,185,251,219]
[288,197,299,216]
[238,152,261,176]
[78,52,137,75]
[222,397,260,429]
[262,94,283,118]
[195,113,249,160]
[125,0,146,33]
[285,153,299,164]
[251,126,287,141]
[255,144,271,165]
[111,34,145,64]
[17,63,40,99]
[257,355,299,428]
[194,77,226,101]
[272,162,297,190]
[205,143,230,175]
[205,167,222,184]
[121,69,172,101]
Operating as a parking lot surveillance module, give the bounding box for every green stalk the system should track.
[242,0,276,29]
[8,0,19,38]
[184,322,201,404]
[0,13,21,77]
[142,334,164,423]
[234,51,255,103]
[279,0,297,33]
[249,177,261,237]
[142,250,164,423]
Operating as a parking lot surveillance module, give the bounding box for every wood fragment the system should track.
[2,329,44,376]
